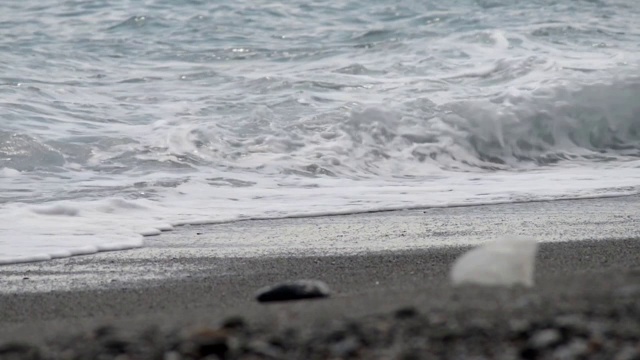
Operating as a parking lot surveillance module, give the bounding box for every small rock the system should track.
[554,314,586,330]
[221,316,246,331]
[164,351,182,360]
[529,328,562,349]
[587,336,604,353]
[246,340,282,358]
[330,336,360,358]
[180,328,234,359]
[0,342,41,360]
[553,339,589,359]
[92,325,117,339]
[615,345,640,360]
[615,285,640,298]
[255,280,330,302]
[509,319,531,335]
[394,307,419,319]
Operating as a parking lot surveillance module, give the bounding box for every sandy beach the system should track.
[0,196,639,359]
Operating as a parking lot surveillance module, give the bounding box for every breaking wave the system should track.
[114,76,640,179]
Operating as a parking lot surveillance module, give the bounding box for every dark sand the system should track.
[0,197,639,359]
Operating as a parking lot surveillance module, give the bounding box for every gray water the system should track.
[1,0,640,263]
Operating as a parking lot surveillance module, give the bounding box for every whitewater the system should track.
[1,0,639,264]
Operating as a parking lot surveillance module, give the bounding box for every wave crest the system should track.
[295,76,640,175]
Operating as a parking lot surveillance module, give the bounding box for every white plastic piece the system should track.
[451,237,538,287]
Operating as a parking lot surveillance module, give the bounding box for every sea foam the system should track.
[1,166,639,264]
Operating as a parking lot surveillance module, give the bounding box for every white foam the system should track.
[0,165,638,264]
[0,167,21,178]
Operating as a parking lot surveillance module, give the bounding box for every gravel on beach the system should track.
[2,240,639,360]
[2,288,639,360]
[1,197,639,360]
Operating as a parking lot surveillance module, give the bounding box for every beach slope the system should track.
[0,196,639,359]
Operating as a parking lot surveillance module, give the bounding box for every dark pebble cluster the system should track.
[2,302,639,360]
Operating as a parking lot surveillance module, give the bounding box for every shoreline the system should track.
[0,196,639,358]
[2,190,638,267]
[2,194,638,296]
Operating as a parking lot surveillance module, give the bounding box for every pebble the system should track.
[394,307,419,319]
[180,328,234,359]
[330,336,360,358]
[246,339,282,358]
[529,328,562,349]
[0,342,41,360]
[3,290,639,360]
[221,316,246,330]
[615,346,640,360]
[615,285,640,298]
[163,351,181,360]
[553,339,589,359]
[255,280,331,302]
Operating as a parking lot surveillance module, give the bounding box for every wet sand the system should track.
[0,196,639,359]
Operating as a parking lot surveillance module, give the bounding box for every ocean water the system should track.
[1,0,639,264]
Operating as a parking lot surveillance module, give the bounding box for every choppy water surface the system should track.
[1,0,640,263]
